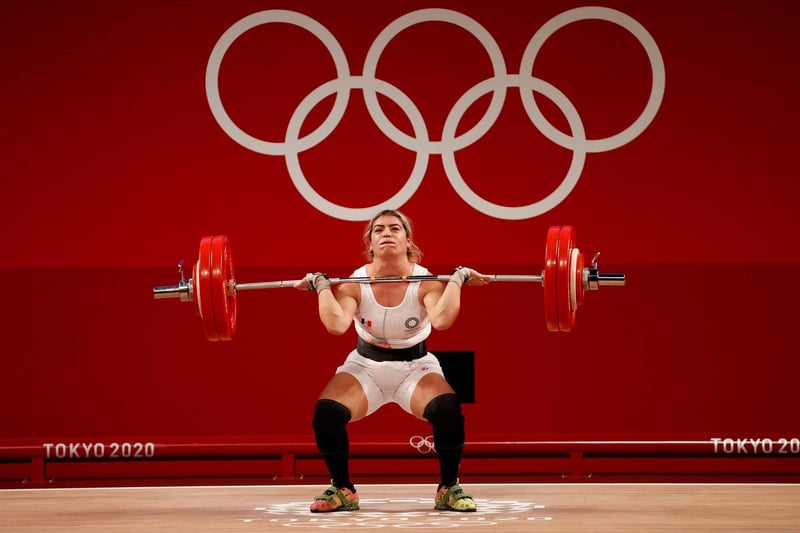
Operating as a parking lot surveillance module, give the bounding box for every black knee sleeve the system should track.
[312,399,352,455]
[423,393,465,451]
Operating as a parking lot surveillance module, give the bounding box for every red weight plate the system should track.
[197,236,220,341]
[575,252,586,307]
[220,235,237,340]
[569,248,578,311]
[210,235,237,341]
[543,226,561,332]
[557,226,576,332]
[192,260,200,311]
[574,249,585,309]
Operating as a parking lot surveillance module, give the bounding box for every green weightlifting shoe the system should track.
[434,480,477,512]
[309,484,359,513]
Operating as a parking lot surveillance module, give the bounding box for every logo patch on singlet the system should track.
[404,316,420,331]
[360,317,372,328]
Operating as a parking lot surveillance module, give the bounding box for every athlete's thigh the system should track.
[319,372,369,421]
[409,373,455,420]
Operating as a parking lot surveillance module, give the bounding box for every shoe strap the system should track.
[443,484,473,502]
[316,486,356,505]
[315,486,340,502]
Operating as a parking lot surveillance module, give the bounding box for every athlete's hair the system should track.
[363,209,422,262]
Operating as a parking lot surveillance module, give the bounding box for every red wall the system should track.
[2,0,799,480]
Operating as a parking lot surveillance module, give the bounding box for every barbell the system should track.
[152,225,625,341]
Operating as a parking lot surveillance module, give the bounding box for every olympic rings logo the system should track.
[206,7,665,221]
[409,435,436,454]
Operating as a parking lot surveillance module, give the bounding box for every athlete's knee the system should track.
[312,399,352,455]
[423,393,464,429]
[312,399,352,431]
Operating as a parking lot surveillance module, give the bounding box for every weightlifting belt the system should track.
[357,337,427,362]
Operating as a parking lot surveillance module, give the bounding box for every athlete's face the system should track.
[370,215,409,257]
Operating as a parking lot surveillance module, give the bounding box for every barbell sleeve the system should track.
[153,280,192,300]
[587,270,626,289]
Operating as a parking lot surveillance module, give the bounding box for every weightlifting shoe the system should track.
[434,480,476,512]
[309,484,359,512]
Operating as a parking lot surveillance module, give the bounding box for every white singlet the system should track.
[336,263,445,416]
[352,263,432,349]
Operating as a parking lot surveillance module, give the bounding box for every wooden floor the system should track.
[1,483,799,532]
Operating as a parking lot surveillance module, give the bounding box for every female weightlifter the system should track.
[295,208,491,513]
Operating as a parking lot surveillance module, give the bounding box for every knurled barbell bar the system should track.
[152,225,625,341]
